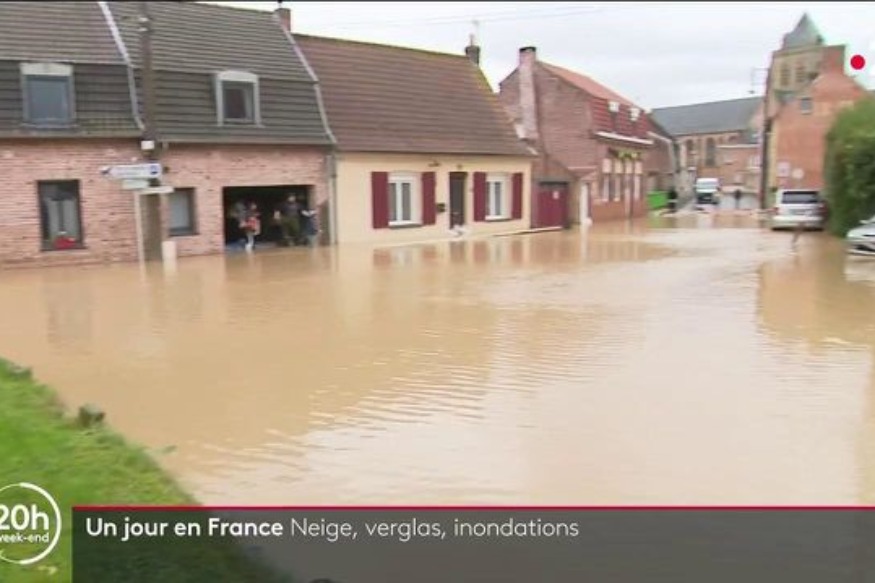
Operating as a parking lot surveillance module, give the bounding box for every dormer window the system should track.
[21,63,74,126]
[215,71,260,125]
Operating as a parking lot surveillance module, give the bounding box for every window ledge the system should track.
[388,222,423,229]
[170,231,198,238]
[485,216,513,222]
[41,244,86,253]
[21,122,77,130]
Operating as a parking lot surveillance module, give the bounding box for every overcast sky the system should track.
[210,1,875,110]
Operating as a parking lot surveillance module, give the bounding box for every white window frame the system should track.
[20,63,75,126]
[485,173,510,220]
[215,70,260,125]
[388,172,421,227]
[799,97,813,115]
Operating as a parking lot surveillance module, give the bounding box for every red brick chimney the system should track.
[518,46,539,141]
[820,45,846,75]
[275,6,292,33]
[465,34,481,66]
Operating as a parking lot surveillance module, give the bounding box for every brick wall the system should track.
[159,144,328,257]
[0,139,142,268]
[0,140,329,269]
[772,71,870,190]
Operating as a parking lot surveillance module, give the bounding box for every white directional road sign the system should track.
[101,162,162,180]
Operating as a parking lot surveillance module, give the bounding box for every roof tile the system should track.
[295,35,530,156]
[539,62,652,139]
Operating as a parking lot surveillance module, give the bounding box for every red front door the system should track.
[536,184,569,228]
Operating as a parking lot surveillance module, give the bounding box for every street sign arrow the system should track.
[100,163,162,180]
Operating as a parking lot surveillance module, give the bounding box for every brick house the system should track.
[0,1,334,268]
[650,97,763,195]
[497,47,668,226]
[294,33,534,244]
[763,15,873,191]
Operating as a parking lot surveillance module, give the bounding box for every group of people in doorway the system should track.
[230,194,318,252]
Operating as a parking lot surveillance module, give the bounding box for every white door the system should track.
[579,183,591,225]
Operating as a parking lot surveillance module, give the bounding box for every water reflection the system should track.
[0,224,872,505]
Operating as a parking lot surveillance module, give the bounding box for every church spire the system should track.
[781,13,824,50]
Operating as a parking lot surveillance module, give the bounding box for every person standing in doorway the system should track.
[275,195,300,247]
[733,188,742,210]
[300,205,318,247]
[243,202,261,252]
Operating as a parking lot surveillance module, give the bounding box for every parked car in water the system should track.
[769,189,827,230]
[846,214,875,257]
[695,177,720,205]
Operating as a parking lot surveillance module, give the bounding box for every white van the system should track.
[695,178,720,204]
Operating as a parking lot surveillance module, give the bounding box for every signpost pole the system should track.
[134,192,145,266]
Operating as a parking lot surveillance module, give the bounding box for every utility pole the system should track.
[137,1,166,263]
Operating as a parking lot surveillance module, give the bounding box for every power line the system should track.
[325,3,644,30]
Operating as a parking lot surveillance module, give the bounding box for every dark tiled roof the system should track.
[107,2,312,82]
[0,2,123,64]
[106,2,332,145]
[295,35,530,156]
[539,62,652,140]
[782,14,824,50]
[650,97,761,137]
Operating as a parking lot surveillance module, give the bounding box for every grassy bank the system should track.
[0,359,290,582]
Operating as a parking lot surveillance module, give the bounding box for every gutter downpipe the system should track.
[277,16,340,245]
[98,1,145,132]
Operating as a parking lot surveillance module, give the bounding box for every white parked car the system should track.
[770,189,826,231]
[846,214,875,257]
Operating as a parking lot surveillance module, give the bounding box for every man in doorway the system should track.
[733,188,743,210]
[275,194,300,247]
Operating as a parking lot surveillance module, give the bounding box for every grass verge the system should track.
[0,359,292,582]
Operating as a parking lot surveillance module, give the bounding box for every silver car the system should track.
[770,189,826,230]
[846,215,875,257]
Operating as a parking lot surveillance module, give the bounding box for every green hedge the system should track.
[823,98,875,235]
[648,191,668,210]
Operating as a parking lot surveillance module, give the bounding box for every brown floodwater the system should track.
[1,215,873,505]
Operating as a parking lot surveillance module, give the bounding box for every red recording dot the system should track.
[850,54,866,70]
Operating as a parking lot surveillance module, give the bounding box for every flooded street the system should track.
[1,216,874,505]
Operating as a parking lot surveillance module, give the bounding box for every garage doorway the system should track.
[223,185,310,249]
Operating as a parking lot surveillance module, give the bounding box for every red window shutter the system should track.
[421,172,436,225]
[473,172,487,222]
[511,172,524,220]
[371,172,389,229]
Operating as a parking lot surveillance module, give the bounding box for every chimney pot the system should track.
[275,7,292,33]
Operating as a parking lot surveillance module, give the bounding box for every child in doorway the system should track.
[243,202,261,252]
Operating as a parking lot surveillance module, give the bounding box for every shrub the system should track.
[823,98,875,235]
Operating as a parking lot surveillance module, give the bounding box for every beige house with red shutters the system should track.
[295,35,534,245]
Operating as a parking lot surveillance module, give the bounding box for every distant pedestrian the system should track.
[733,189,742,210]
[791,221,804,248]
[667,187,678,213]
[243,202,260,252]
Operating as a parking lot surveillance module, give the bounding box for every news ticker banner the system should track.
[73,506,875,582]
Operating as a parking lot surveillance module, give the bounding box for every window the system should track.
[795,63,806,84]
[601,173,611,202]
[748,156,760,169]
[705,138,716,167]
[21,63,74,126]
[799,97,813,114]
[169,188,197,236]
[38,180,83,250]
[388,173,419,225]
[779,64,790,87]
[215,71,259,125]
[486,173,509,219]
